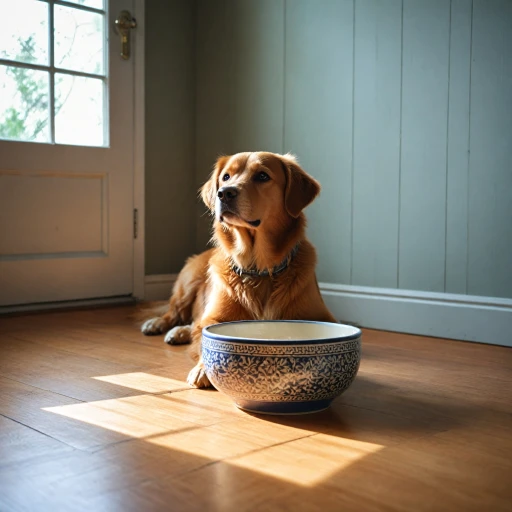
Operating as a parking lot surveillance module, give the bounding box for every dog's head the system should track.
[200,152,320,230]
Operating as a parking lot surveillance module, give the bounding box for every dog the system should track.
[141,151,337,388]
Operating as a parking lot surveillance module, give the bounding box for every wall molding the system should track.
[144,274,178,301]
[319,283,512,347]
[0,296,135,315]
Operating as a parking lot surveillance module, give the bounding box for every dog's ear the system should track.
[281,154,320,218]
[200,155,230,211]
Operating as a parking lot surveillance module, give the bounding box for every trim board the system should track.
[319,283,512,347]
[0,296,135,315]
[132,0,146,301]
[143,275,512,347]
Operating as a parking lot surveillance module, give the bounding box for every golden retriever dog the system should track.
[141,151,337,388]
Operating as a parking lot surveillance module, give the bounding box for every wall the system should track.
[194,0,286,247]
[145,0,196,275]
[194,0,512,302]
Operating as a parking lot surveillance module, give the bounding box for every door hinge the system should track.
[133,208,138,239]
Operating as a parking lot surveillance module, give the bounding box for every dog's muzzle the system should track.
[216,187,260,227]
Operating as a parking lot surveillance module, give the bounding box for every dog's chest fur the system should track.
[231,275,290,320]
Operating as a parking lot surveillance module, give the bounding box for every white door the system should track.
[0,0,138,307]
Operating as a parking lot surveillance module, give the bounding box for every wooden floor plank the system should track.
[362,328,512,366]
[7,326,187,366]
[360,334,512,385]
[0,436,213,512]
[0,335,191,402]
[338,369,512,427]
[0,415,75,469]
[0,376,129,450]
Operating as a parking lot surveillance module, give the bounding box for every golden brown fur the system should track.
[141,151,336,387]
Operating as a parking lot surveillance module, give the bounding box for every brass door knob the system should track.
[114,10,137,60]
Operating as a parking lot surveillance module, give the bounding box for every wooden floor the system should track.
[0,306,511,512]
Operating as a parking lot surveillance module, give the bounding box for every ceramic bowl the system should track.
[202,320,361,415]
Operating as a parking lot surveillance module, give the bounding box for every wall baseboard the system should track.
[319,283,512,347]
[144,274,178,301]
[0,296,135,315]
[143,275,512,347]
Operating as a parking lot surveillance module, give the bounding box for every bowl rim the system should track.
[202,320,362,344]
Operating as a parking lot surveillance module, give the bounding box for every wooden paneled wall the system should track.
[195,0,512,299]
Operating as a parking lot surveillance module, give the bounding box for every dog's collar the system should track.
[231,244,300,278]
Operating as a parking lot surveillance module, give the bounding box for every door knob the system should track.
[114,10,137,60]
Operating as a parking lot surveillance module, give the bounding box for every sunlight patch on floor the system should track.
[147,426,261,460]
[93,372,187,392]
[42,372,383,488]
[43,394,200,438]
[44,396,381,486]
[227,434,384,486]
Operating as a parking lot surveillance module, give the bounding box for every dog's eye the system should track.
[254,171,270,182]
[222,174,230,181]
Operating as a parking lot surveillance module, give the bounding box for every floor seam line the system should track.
[176,431,320,478]
[0,375,87,403]
[0,412,82,450]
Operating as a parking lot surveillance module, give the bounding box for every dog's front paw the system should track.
[187,364,212,388]
[164,325,192,345]
[141,317,168,335]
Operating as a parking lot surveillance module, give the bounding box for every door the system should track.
[0,0,137,307]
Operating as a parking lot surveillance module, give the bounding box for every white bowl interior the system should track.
[205,321,360,341]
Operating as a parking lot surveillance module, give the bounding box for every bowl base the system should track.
[234,399,332,416]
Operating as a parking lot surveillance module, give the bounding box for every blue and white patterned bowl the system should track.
[202,320,361,415]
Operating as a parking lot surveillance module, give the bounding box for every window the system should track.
[0,0,107,146]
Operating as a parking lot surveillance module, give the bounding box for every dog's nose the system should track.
[217,186,238,203]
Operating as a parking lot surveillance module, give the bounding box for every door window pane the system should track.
[0,1,108,147]
[55,74,104,146]
[0,65,49,143]
[54,5,104,75]
[1,0,49,65]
